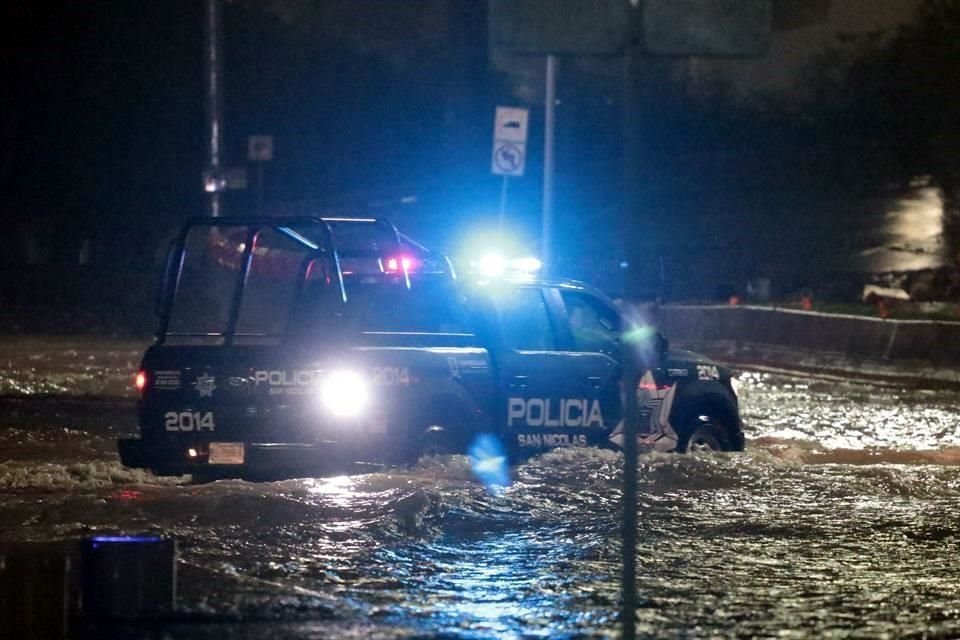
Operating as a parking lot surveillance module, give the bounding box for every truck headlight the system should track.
[321,370,370,418]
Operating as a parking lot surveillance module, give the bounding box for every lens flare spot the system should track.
[469,434,510,495]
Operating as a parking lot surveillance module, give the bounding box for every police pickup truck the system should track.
[118,217,744,479]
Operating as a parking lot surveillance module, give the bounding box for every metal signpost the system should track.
[248,135,274,216]
[489,0,629,273]
[491,106,529,231]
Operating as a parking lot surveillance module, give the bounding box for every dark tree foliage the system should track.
[1,1,203,266]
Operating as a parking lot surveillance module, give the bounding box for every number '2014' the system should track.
[164,411,215,432]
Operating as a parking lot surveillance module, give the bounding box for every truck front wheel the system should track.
[677,418,730,453]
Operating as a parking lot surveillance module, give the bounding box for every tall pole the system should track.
[205,0,223,217]
[620,37,641,640]
[541,54,557,272]
[498,176,509,234]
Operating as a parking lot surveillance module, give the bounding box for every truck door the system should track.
[487,285,586,453]
[554,289,623,442]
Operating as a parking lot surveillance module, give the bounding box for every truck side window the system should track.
[560,291,620,355]
[494,287,556,351]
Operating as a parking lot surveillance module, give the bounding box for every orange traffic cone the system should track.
[877,299,889,319]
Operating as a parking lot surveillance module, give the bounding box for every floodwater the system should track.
[2,340,960,638]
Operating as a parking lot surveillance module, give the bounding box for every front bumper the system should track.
[118,438,385,477]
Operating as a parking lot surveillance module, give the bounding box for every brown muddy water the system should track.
[1,339,960,638]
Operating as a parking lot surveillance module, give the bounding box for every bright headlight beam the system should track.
[321,370,370,418]
[477,253,508,277]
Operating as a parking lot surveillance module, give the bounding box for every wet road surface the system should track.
[2,339,960,638]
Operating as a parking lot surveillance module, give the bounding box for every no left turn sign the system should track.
[492,141,525,176]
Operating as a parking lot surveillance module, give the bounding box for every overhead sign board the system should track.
[491,107,529,177]
[489,0,632,55]
[772,0,831,31]
[642,0,772,57]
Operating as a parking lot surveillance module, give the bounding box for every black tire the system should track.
[416,425,456,458]
[403,399,473,464]
[677,419,730,453]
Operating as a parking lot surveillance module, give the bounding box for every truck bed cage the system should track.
[156,216,456,344]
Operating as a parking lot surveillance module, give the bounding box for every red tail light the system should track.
[384,255,415,273]
[135,371,147,393]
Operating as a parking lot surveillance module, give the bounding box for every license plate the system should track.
[208,442,245,465]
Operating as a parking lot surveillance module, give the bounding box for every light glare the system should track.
[509,256,542,273]
[321,370,370,418]
[468,434,510,495]
[477,253,507,277]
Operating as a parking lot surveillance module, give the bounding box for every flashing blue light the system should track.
[509,256,542,274]
[468,434,510,495]
[89,535,164,544]
[473,253,542,278]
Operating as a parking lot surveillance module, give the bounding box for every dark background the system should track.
[1,1,958,332]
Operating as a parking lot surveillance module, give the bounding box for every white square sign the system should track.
[247,135,274,162]
[492,106,529,176]
[494,107,529,143]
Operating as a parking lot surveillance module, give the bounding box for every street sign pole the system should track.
[542,54,557,273]
[247,135,274,216]
[256,160,264,216]
[491,107,529,235]
[498,175,510,233]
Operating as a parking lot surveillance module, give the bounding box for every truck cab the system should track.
[467,277,743,456]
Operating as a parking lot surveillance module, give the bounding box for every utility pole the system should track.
[204,0,224,217]
[541,54,557,272]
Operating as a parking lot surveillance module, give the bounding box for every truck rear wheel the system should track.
[416,425,456,459]
[406,400,470,463]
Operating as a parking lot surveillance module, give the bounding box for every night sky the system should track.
[2,1,957,316]
[2,2,496,264]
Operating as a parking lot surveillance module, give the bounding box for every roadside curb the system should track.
[657,305,960,387]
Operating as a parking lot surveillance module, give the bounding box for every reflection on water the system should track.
[739,369,960,452]
[856,181,948,273]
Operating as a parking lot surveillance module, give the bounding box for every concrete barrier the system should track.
[657,305,960,384]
